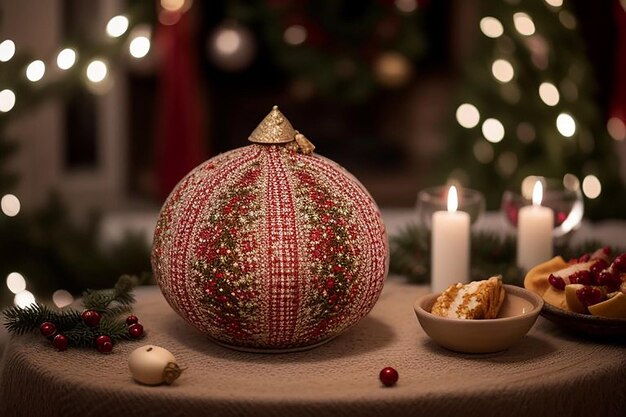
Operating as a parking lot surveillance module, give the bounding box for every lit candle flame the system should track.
[447,186,459,212]
[532,180,543,206]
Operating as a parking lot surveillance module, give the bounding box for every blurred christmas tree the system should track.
[209,0,425,102]
[441,0,625,219]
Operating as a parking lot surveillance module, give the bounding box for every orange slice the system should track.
[524,256,569,297]
[588,292,626,318]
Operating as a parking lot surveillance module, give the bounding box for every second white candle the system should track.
[431,186,470,293]
[517,181,554,271]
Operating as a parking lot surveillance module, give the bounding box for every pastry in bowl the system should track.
[414,279,543,353]
[431,276,505,319]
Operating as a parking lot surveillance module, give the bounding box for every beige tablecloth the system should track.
[1,281,625,417]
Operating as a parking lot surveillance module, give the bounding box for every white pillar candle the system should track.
[431,186,470,293]
[517,181,554,271]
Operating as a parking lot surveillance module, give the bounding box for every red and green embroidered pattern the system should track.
[294,168,361,339]
[192,163,262,342]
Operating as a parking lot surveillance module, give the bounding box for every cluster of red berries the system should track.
[548,248,626,307]
[39,311,144,353]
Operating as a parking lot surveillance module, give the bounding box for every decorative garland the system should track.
[3,275,145,353]
[389,222,617,285]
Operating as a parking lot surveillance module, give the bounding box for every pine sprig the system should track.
[2,275,143,351]
[83,274,137,311]
[3,304,82,335]
[99,315,135,342]
[390,223,624,286]
[64,322,100,348]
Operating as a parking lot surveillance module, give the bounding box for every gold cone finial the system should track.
[249,106,297,144]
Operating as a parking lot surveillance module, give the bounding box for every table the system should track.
[1,280,625,417]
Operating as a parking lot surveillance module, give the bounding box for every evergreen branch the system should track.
[112,275,138,305]
[64,323,99,348]
[390,222,623,286]
[2,276,142,350]
[82,274,138,310]
[99,316,136,342]
[102,305,132,319]
[2,304,82,335]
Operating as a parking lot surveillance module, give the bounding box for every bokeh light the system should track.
[129,36,151,58]
[0,39,16,62]
[106,15,129,38]
[544,0,563,7]
[556,112,576,137]
[86,59,108,83]
[1,193,20,216]
[480,17,504,38]
[582,175,601,199]
[607,117,626,141]
[53,290,75,308]
[395,0,418,13]
[56,48,77,70]
[0,89,16,112]
[456,103,480,128]
[284,25,307,46]
[6,272,26,294]
[538,82,560,106]
[26,60,45,82]
[491,59,514,83]
[513,12,535,36]
[14,290,36,308]
[482,118,505,143]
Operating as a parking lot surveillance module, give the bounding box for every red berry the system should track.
[578,253,591,263]
[81,310,101,327]
[575,286,604,307]
[126,315,139,326]
[597,270,621,291]
[52,334,68,351]
[612,254,626,273]
[379,367,399,387]
[590,260,608,280]
[39,322,57,337]
[128,323,144,338]
[95,335,113,353]
[548,274,565,290]
[568,270,592,285]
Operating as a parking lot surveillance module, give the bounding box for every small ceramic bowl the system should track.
[414,285,543,353]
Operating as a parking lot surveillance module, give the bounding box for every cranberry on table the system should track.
[128,323,144,338]
[39,322,57,337]
[126,315,139,326]
[96,335,113,353]
[81,310,102,327]
[52,334,68,351]
[379,367,399,387]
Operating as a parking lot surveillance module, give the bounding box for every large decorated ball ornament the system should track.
[152,107,388,351]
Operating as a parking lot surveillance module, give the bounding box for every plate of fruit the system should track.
[524,248,626,337]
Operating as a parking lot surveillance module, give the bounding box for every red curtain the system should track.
[154,9,207,201]
[611,0,626,123]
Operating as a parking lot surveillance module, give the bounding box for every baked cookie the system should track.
[431,276,505,319]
